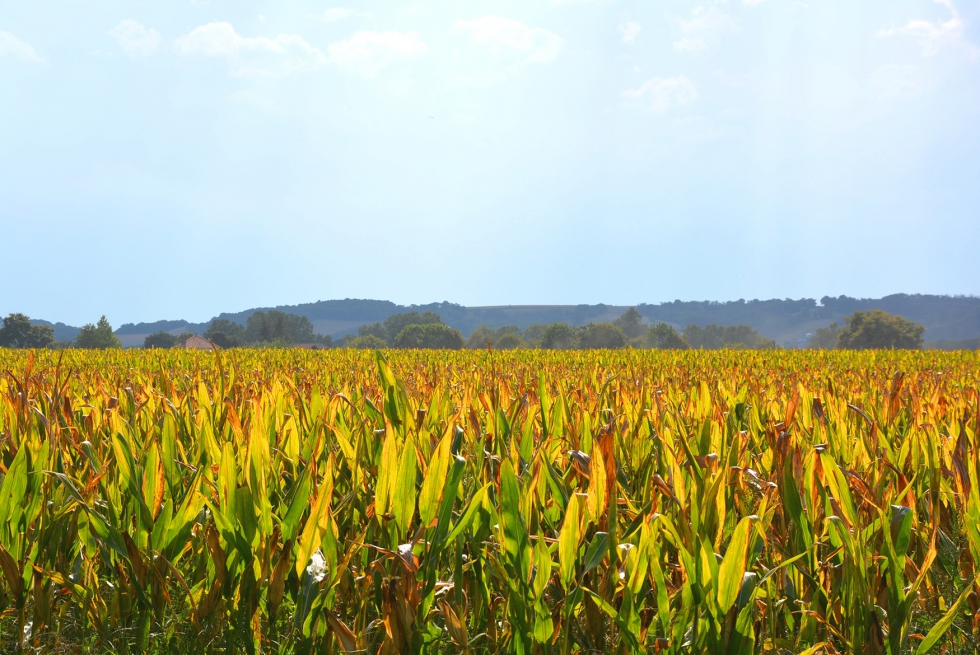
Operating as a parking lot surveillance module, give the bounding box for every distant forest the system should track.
[25,293,980,348]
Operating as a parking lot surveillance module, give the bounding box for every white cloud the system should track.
[322,8,354,22]
[108,20,161,58]
[176,23,426,78]
[623,75,698,110]
[0,31,44,63]
[673,7,735,53]
[743,0,767,5]
[175,22,328,76]
[878,18,966,56]
[327,30,428,76]
[877,1,977,57]
[620,21,641,44]
[452,16,563,63]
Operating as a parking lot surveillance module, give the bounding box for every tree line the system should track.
[343,307,776,350]
[0,309,779,351]
[0,307,934,351]
[0,313,122,349]
[144,310,333,349]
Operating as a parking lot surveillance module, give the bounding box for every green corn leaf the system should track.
[161,475,203,562]
[819,452,858,528]
[391,434,417,540]
[295,473,333,578]
[725,599,757,655]
[86,508,128,560]
[111,432,138,496]
[419,430,451,527]
[915,571,980,655]
[532,535,551,601]
[559,493,584,590]
[431,455,466,546]
[218,440,237,520]
[890,505,913,557]
[375,425,397,517]
[499,459,530,584]
[281,466,313,543]
[647,532,672,642]
[718,516,753,613]
[582,532,610,577]
[445,483,490,544]
[234,485,258,553]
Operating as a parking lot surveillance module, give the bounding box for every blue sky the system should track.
[1,0,978,326]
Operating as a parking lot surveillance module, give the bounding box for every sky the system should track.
[1,0,978,326]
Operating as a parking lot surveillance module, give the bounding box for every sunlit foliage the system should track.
[0,348,978,654]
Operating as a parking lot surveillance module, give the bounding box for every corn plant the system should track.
[0,347,977,654]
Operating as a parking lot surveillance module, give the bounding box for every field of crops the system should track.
[0,348,978,654]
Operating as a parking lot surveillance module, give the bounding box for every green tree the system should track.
[245,311,288,343]
[541,323,579,349]
[394,324,464,349]
[358,322,389,343]
[75,316,122,349]
[613,307,646,339]
[683,323,771,349]
[245,311,323,345]
[204,319,246,348]
[466,324,522,349]
[383,311,444,346]
[495,333,524,350]
[144,331,178,349]
[808,322,840,349]
[579,323,628,349]
[645,323,689,349]
[837,310,924,350]
[523,324,547,347]
[346,334,387,349]
[466,325,497,349]
[0,313,55,348]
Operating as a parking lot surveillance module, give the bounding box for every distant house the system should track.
[176,335,215,350]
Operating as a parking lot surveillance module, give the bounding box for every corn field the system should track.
[1,348,979,654]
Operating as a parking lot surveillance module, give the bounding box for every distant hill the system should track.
[636,294,980,347]
[31,294,980,348]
